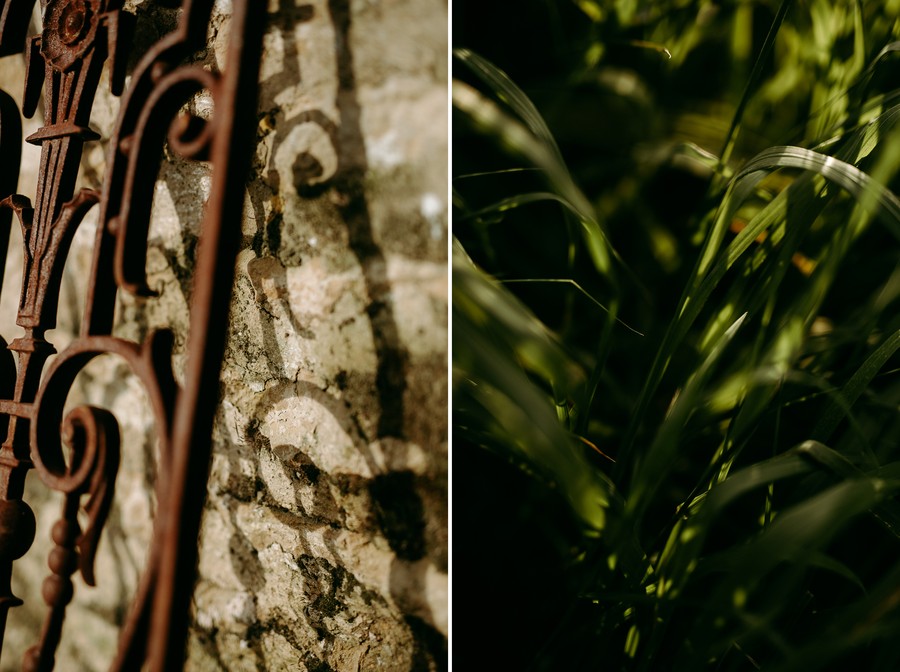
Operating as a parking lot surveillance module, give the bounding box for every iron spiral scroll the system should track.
[0,0,266,669]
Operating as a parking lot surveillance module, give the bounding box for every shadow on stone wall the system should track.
[187,2,447,670]
[246,0,411,445]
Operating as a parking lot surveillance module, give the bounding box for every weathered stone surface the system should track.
[0,0,447,670]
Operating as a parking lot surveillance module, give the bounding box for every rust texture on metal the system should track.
[0,0,266,668]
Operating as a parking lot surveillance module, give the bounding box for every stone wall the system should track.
[0,1,447,670]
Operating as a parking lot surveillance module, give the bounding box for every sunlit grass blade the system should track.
[656,448,814,603]
[804,41,900,144]
[620,111,900,476]
[711,477,899,583]
[681,477,900,667]
[454,47,565,164]
[616,172,827,478]
[460,191,624,285]
[716,0,794,184]
[453,238,585,401]
[453,239,612,529]
[453,79,614,277]
[798,441,900,540]
[626,313,747,526]
[735,145,900,240]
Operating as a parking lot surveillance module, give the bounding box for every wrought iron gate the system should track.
[0,0,265,668]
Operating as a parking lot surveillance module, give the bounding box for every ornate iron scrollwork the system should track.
[0,0,266,668]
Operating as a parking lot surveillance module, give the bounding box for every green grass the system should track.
[453,1,900,669]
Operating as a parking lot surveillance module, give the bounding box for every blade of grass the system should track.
[454,238,615,529]
[626,313,748,526]
[813,329,900,441]
[454,47,566,165]
[715,0,794,187]
[500,278,645,336]
[453,79,614,276]
[619,110,900,479]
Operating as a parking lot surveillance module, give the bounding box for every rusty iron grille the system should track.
[0,0,266,668]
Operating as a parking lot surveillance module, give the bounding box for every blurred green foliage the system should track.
[453,0,900,669]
